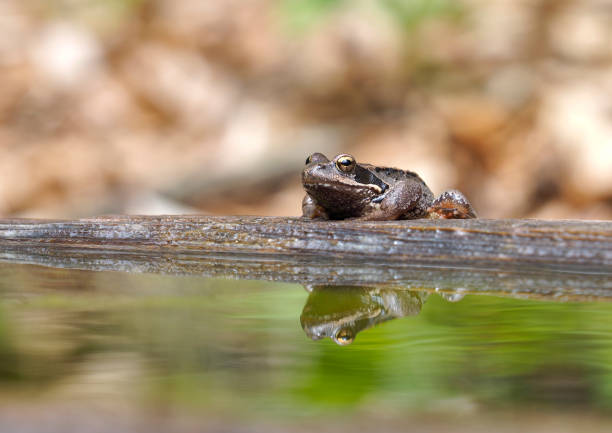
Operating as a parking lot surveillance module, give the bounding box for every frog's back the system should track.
[363,164,429,188]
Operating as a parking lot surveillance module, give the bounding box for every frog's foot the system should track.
[427,190,477,219]
[302,194,329,220]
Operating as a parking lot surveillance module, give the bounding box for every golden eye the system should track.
[334,328,354,345]
[305,155,312,165]
[335,155,356,173]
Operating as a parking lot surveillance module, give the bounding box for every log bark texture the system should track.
[0,216,610,296]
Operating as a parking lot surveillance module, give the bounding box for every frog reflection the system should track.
[300,286,463,345]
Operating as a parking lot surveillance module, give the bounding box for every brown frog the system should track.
[302,153,476,220]
[300,285,464,345]
[300,285,429,345]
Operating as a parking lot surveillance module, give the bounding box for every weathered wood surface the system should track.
[0,216,610,295]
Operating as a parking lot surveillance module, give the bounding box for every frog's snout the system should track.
[302,164,325,182]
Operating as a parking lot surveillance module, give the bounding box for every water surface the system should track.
[1,263,611,432]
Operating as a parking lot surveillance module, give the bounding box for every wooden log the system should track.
[0,216,610,297]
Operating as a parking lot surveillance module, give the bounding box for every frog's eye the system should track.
[333,328,354,345]
[335,155,356,173]
[305,155,312,165]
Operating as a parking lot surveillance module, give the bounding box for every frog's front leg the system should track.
[427,190,477,219]
[353,181,424,221]
[302,194,329,219]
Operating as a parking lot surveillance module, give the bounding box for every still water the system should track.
[1,263,612,432]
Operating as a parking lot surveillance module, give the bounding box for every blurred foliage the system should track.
[280,0,462,33]
[279,0,345,32]
[0,0,610,219]
[382,0,464,31]
[0,305,22,382]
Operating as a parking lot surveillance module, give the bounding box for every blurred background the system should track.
[0,0,611,220]
[2,3,612,432]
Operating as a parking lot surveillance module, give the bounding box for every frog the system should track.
[302,152,477,220]
[300,285,428,345]
[300,285,466,345]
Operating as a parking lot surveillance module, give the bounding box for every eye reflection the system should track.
[333,328,355,345]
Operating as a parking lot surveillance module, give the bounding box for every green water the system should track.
[1,263,612,431]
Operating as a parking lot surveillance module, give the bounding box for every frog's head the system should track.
[300,285,430,346]
[301,153,388,218]
[300,285,385,346]
[301,310,373,346]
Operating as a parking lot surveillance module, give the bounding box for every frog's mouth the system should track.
[301,307,383,342]
[304,165,389,194]
[303,181,384,194]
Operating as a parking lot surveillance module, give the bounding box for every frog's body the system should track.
[302,153,476,220]
[300,286,428,345]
